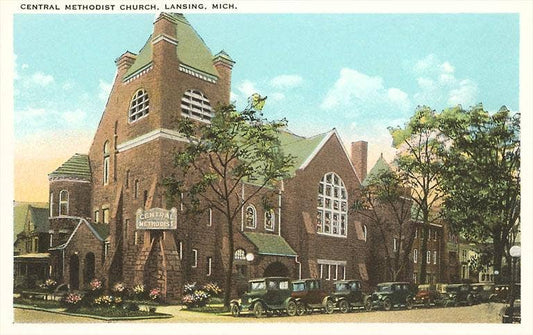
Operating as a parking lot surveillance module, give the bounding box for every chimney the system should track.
[351,141,368,182]
[115,51,137,75]
[213,50,235,104]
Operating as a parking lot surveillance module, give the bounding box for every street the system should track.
[14,302,505,323]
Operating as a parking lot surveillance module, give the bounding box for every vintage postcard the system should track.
[1,1,531,334]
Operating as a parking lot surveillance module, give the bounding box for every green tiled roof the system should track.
[124,13,219,80]
[362,154,391,186]
[89,223,110,240]
[49,153,91,181]
[243,232,297,257]
[29,206,50,233]
[278,130,329,176]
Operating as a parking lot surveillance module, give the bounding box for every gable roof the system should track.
[123,13,219,80]
[29,206,50,233]
[49,217,108,251]
[48,153,91,181]
[243,232,297,257]
[13,202,49,239]
[277,130,329,176]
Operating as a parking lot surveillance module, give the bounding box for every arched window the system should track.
[234,248,246,260]
[103,141,110,185]
[264,209,275,231]
[245,205,257,229]
[49,192,54,217]
[181,89,213,122]
[316,172,347,236]
[59,190,69,216]
[413,249,418,263]
[128,89,149,122]
[363,224,368,242]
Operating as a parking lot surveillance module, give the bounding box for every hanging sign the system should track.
[136,207,178,230]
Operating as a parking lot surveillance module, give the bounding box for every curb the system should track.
[14,304,174,321]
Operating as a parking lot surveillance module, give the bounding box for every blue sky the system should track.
[12,12,519,201]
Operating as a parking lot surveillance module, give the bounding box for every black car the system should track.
[291,279,335,315]
[369,282,414,311]
[442,283,477,307]
[332,280,371,312]
[490,284,510,303]
[230,277,298,317]
[470,283,495,303]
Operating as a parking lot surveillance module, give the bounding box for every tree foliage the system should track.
[389,106,447,284]
[438,104,520,281]
[352,167,415,282]
[163,104,294,307]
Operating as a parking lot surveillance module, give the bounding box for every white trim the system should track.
[179,64,218,83]
[298,129,361,184]
[151,34,178,46]
[48,177,91,183]
[192,248,198,268]
[124,63,153,83]
[117,128,188,152]
[317,259,347,266]
[207,256,212,276]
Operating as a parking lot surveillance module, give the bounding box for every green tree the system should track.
[389,106,446,284]
[353,166,415,282]
[438,105,520,282]
[164,103,294,307]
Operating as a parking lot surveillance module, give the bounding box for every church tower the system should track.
[86,13,234,299]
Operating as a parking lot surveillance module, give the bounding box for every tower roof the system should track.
[362,154,391,186]
[123,13,219,80]
[49,153,91,181]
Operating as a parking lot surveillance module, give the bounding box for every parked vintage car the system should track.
[230,277,298,317]
[470,283,495,303]
[500,299,521,323]
[331,280,372,312]
[291,279,335,315]
[369,282,414,311]
[490,284,510,302]
[413,284,440,307]
[441,283,477,307]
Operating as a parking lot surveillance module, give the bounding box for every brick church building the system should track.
[43,13,454,300]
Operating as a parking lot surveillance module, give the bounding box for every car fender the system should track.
[230,299,240,307]
[249,298,265,310]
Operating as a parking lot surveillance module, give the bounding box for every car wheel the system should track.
[296,302,306,316]
[383,298,392,311]
[364,298,373,312]
[230,303,240,317]
[286,301,297,317]
[339,300,349,313]
[324,299,335,314]
[406,297,413,310]
[253,302,265,318]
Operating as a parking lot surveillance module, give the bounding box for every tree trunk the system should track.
[223,212,235,308]
[419,223,429,284]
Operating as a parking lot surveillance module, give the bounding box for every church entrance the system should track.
[263,261,290,277]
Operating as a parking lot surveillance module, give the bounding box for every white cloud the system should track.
[320,68,411,118]
[237,80,258,98]
[269,74,303,89]
[30,72,54,86]
[98,80,112,101]
[14,107,46,123]
[62,81,74,90]
[413,54,478,109]
[62,109,86,124]
[21,64,29,70]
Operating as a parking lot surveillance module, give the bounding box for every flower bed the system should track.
[13,296,62,309]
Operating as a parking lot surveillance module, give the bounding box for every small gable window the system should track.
[128,89,150,122]
[181,89,213,122]
[59,190,69,216]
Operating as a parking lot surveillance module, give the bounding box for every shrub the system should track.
[132,284,145,300]
[149,288,161,302]
[183,282,197,295]
[202,283,222,297]
[63,293,82,310]
[112,282,126,297]
[90,278,103,291]
[39,279,58,293]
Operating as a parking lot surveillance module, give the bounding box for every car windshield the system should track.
[336,282,350,291]
[377,285,392,293]
[292,282,305,292]
[250,281,266,291]
[279,280,289,290]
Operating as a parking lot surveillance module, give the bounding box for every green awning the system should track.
[243,232,297,257]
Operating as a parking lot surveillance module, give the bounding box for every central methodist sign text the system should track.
[136,208,178,230]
